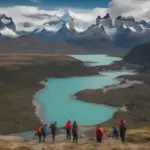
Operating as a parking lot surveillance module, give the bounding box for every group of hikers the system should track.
[34,119,127,143]
[96,120,127,143]
[34,119,79,143]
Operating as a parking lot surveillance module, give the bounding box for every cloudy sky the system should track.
[0,0,149,32]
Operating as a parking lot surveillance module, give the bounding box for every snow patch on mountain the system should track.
[128,26,137,32]
[35,21,63,33]
[104,27,117,39]
[0,27,18,38]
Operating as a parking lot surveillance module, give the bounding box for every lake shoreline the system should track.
[33,55,138,128]
[75,72,150,129]
[32,81,48,125]
[0,54,100,134]
[36,69,136,128]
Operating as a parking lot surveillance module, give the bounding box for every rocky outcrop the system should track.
[114,15,142,32]
[96,14,112,28]
[0,14,16,31]
[96,16,101,26]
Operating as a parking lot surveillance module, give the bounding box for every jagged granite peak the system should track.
[114,15,142,32]
[78,24,109,40]
[126,16,135,21]
[116,16,123,20]
[0,14,16,31]
[103,13,111,19]
[49,20,78,42]
[116,15,135,21]
[69,18,76,31]
[96,14,112,28]
[96,16,101,25]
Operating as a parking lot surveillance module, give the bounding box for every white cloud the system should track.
[1,1,150,33]
[108,0,150,21]
[0,6,65,32]
[0,6,107,32]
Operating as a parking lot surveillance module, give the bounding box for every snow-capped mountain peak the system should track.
[0,14,16,31]
[96,13,112,28]
[60,10,73,22]
[114,15,143,32]
[35,24,59,33]
[0,27,18,38]
[96,16,101,25]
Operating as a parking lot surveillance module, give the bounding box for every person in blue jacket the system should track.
[42,124,47,142]
[112,126,119,139]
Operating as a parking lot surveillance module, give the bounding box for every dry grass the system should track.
[0,128,150,150]
[0,54,78,69]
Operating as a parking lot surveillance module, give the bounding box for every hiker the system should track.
[34,125,43,142]
[65,119,72,140]
[112,126,119,139]
[96,126,104,143]
[42,124,47,142]
[119,120,127,142]
[50,122,57,142]
[72,121,79,143]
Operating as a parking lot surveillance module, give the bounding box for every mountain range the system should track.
[1,11,150,51]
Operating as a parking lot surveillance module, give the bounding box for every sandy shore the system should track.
[32,81,48,125]
[102,79,143,94]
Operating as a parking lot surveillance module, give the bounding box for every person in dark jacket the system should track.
[50,122,57,142]
[119,120,127,142]
[65,119,72,140]
[112,126,119,139]
[72,121,79,143]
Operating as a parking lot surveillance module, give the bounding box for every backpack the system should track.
[72,123,78,133]
[38,127,42,133]
[114,128,119,135]
[99,128,104,136]
[122,123,127,132]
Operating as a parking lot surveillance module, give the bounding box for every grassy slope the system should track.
[0,54,99,135]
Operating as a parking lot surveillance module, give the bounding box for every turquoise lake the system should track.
[38,55,134,127]
[70,54,122,66]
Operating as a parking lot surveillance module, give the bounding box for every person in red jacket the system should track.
[119,120,127,142]
[33,126,43,143]
[72,121,79,143]
[96,126,104,143]
[65,119,72,140]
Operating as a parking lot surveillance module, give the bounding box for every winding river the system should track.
[38,55,134,127]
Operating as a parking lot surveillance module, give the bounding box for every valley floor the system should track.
[0,54,98,134]
[0,53,150,136]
